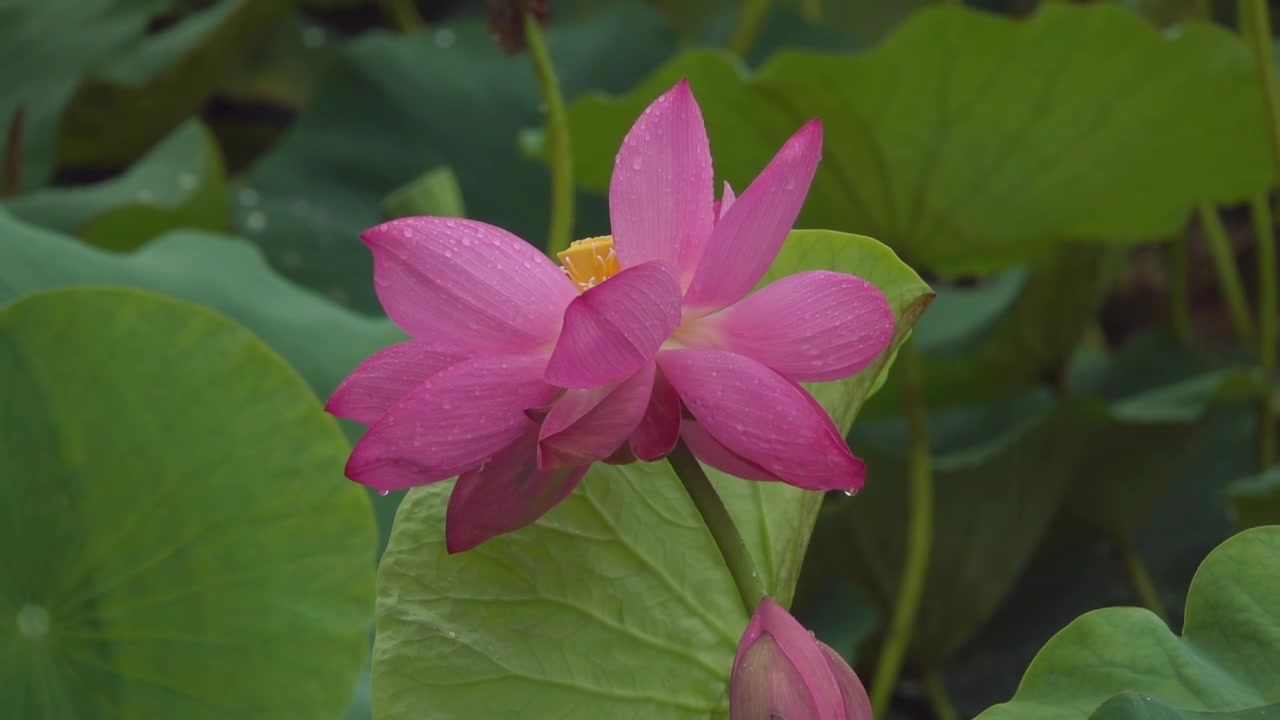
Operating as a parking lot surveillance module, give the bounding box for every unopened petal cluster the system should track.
[730,597,873,720]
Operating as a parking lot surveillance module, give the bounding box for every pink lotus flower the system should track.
[326,80,894,553]
[730,596,873,720]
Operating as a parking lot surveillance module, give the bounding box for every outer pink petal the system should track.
[545,261,682,389]
[680,419,774,481]
[538,363,655,469]
[631,367,680,461]
[683,121,823,314]
[363,217,577,353]
[819,643,873,720]
[730,597,846,720]
[445,430,589,553]
[345,354,558,492]
[658,349,865,492]
[687,271,895,382]
[609,80,715,282]
[325,341,470,425]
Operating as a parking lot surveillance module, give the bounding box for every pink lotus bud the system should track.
[730,597,873,720]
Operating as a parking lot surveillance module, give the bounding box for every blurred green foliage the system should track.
[2,0,1279,718]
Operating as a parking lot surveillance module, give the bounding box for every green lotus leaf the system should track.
[0,287,375,718]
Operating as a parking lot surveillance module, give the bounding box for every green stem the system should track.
[1199,203,1256,345]
[379,0,424,32]
[1117,535,1168,623]
[524,12,575,256]
[870,338,933,717]
[727,0,772,60]
[1252,195,1277,470]
[1168,233,1193,344]
[668,439,766,613]
[1243,0,1280,470]
[922,671,959,720]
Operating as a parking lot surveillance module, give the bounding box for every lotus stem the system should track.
[1116,534,1168,623]
[922,670,959,720]
[524,10,575,256]
[870,337,933,716]
[668,439,766,614]
[727,0,771,60]
[1199,203,1255,346]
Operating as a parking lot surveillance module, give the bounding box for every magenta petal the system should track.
[363,217,577,353]
[609,80,715,283]
[631,367,680,461]
[325,341,470,425]
[680,419,774,482]
[445,431,589,553]
[658,349,866,492]
[683,121,823,313]
[345,354,558,492]
[691,270,895,382]
[545,261,682,389]
[538,363,655,469]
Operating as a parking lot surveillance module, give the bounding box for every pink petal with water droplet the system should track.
[363,217,577,354]
[610,80,715,285]
[658,349,865,492]
[684,120,823,314]
[445,430,589,553]
[538,363,655,469]
[687,270,895,382]
[345,354,557,492]
[326,340,471,425]
[545,261,682,389]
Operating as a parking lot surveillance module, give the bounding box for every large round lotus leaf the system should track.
[0,287,376,719]
[977,526,1280,719]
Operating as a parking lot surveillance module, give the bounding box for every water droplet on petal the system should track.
[377,489,390,497]
[631,156,643,171]
[842,488,857,497]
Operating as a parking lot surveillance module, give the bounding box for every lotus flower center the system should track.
[557,236,619,292]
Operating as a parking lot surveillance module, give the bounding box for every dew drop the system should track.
[842,488,857,497]
[631,156,643,171]
[245,210,268,232]
[377,489,390,497]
